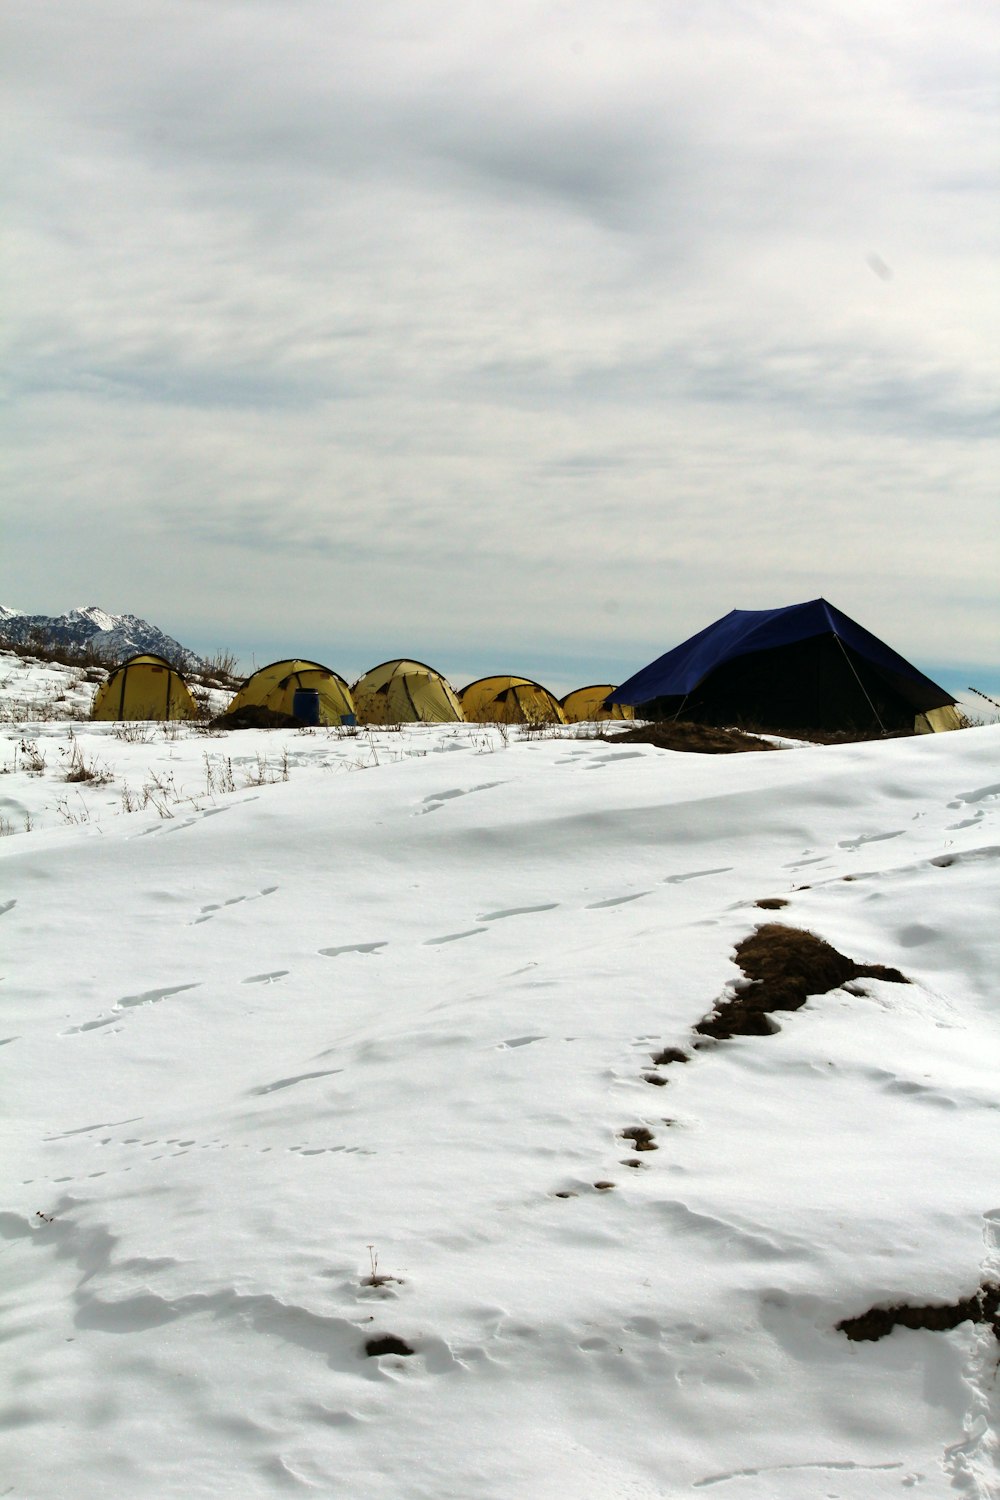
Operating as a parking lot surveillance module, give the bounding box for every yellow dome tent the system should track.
[352,659,464,724]
[92,654,199,722]
[459,675,567,725]
[224,660,356,725]
[560,685,635,723]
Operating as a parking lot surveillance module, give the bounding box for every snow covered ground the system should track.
[2,654,999,1498]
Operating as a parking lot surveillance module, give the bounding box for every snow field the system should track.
[2,705,999,1497]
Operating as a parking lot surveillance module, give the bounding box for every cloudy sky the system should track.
[3,0,998,690]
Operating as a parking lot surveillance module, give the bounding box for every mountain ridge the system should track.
[0,605,206,671]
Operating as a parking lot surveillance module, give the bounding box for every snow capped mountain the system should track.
[0,604,205,670]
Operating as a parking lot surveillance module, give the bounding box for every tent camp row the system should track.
[91,600,962,736]
[91,655,630,726]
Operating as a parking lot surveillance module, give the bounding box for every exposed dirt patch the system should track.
[620,1126,657,1151]
[643,1073,668,1086]
[593,1181,616,1191]
[755,897,788,910]
[210,706,305,730]
[605,723,777,754]
[365,1334,414,1357]
[696,924,909,1040]
[650,1047,689,1067]
[837,1283,1000,1342]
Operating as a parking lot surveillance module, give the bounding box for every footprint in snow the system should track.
[424,928,488,945]
[417,781,505,813]
[62,983,201,1034]
[319,942,388,958]
[478,903,559,921]
[250,1069,342,1096]
[952,781,1000,805]
[193,887,278,924]
[586,892,650,910]
[837,830,904,850]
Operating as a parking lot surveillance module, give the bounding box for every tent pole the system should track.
[834,635,887,733]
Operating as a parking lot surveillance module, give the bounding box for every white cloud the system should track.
[2,0,997,680]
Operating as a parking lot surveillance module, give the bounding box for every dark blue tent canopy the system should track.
[610,600,954,715]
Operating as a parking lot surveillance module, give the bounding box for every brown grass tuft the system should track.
[696,924,909,1039]
[608,722,778,754]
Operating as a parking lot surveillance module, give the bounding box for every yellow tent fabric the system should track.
[459,676,567,725]
[560,685,635,723]
[352,659,464,724]
[914,705,963,734]
[91,654,199,722]
[225,660,356,725]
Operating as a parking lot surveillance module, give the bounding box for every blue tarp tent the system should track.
[610,600,958,734]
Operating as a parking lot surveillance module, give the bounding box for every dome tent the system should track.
[610,600,961,735]
[92,654,199,722]
[224,660,356,725]
[352,659,464,724]
[459,676,567,725]
[560,685,634,723]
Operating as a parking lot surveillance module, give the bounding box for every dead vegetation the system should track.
[0,632,111,671]
[62,743,112,784]
[695,924,909,1040]
[650,1046,689,1067]
[364,1334,413,1357]
[607,722,778,754]
[210,706,304,730]
[837,1284,1000,1342]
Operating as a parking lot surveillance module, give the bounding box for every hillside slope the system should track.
[2,708,999,1498]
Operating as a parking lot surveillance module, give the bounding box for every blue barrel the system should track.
[340,712,357,727]
[292,688,320,725]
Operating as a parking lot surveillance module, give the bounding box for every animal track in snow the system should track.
[662,867,732,885]
[64,983,202,1033]
[578,925,914,1197]
[583,750,647,769]
[478,903,559,921]
[117,982,201,1011]
[837,829,904,850]
[250,1069,343,1096]
[931,846,1000,869]
[586,892,650,910]
[424,928,488,945]
[954,781,1000,805]
[241,970,290,985]
[193,887,278,924]
[319,942,388,958]
[692,1459,904,1488]
[417,781,505,813]
[0,899,16,917]
[44,1116,143,1141]
[497,1035,546,1049]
